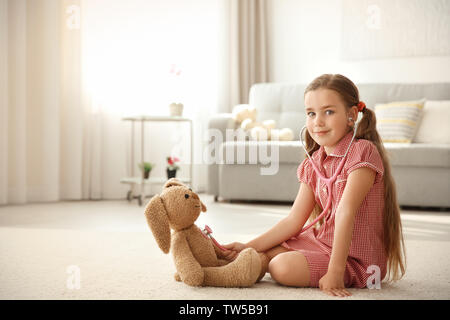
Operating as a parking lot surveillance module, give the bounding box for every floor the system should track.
[0,194,449,300]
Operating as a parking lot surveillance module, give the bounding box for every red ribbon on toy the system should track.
[202,225,228,251]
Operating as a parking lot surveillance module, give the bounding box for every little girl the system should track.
[223,74,406,297]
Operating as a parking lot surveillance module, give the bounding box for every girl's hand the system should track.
[221,242,247,261]
[319,271,352,297]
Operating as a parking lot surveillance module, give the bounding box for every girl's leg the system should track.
[257,245,290,281]
[264,245,290,260]
[268,251,310,287]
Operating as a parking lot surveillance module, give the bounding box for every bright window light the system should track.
[82,0,218,117]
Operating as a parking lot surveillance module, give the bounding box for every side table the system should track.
[120,115,193,206]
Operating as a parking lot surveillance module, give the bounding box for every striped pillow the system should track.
[375,99,425,143]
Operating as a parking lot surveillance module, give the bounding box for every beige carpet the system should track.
[0,198,449,300]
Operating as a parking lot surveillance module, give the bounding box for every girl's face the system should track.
[304,88,356,155]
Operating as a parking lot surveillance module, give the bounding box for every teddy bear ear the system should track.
[163,178,185,189]
[144,195,171,254]
[201,201,207,212]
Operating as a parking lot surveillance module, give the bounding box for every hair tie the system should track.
[357,101,366,112]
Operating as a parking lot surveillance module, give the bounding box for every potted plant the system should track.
[166,156,180,179]
[138,162,154,179]
[169,102,184,117]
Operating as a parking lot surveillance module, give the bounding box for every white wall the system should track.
[266,0,450,84]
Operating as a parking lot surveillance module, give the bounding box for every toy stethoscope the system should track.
[201,225,228,251]
[298,121,358,233]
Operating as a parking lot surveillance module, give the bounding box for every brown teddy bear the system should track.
[144,178,263,287]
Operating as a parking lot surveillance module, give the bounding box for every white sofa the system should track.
[207,82,450,208]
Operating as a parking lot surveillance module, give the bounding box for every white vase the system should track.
[169,103,184,117]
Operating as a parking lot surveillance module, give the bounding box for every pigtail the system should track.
[355,107,380,142]
[303,74,407,281]
[358,108,406,281]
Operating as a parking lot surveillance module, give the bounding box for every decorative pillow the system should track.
[375,99,425,143]
[414,100,450,144]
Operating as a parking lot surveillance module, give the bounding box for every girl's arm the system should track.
[245,182,316,252]
[327,167,376,277]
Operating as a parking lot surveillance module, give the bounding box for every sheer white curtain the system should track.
[0,0,219,204]
[0,0,132,204]
[218,0,268,112]
[0,0,101,204]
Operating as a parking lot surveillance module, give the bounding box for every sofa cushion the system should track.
[249,83,307,140]
[384,143,450,167]
[414,100,450,144]
[221,141,304,165]
[375,99,425,143]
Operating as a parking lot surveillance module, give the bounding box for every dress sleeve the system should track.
[297,157,315,191]
[346,140,384,184]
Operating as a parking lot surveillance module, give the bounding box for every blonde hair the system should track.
[304,74,406,282]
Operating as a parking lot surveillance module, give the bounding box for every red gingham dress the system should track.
[281,131,387,288]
